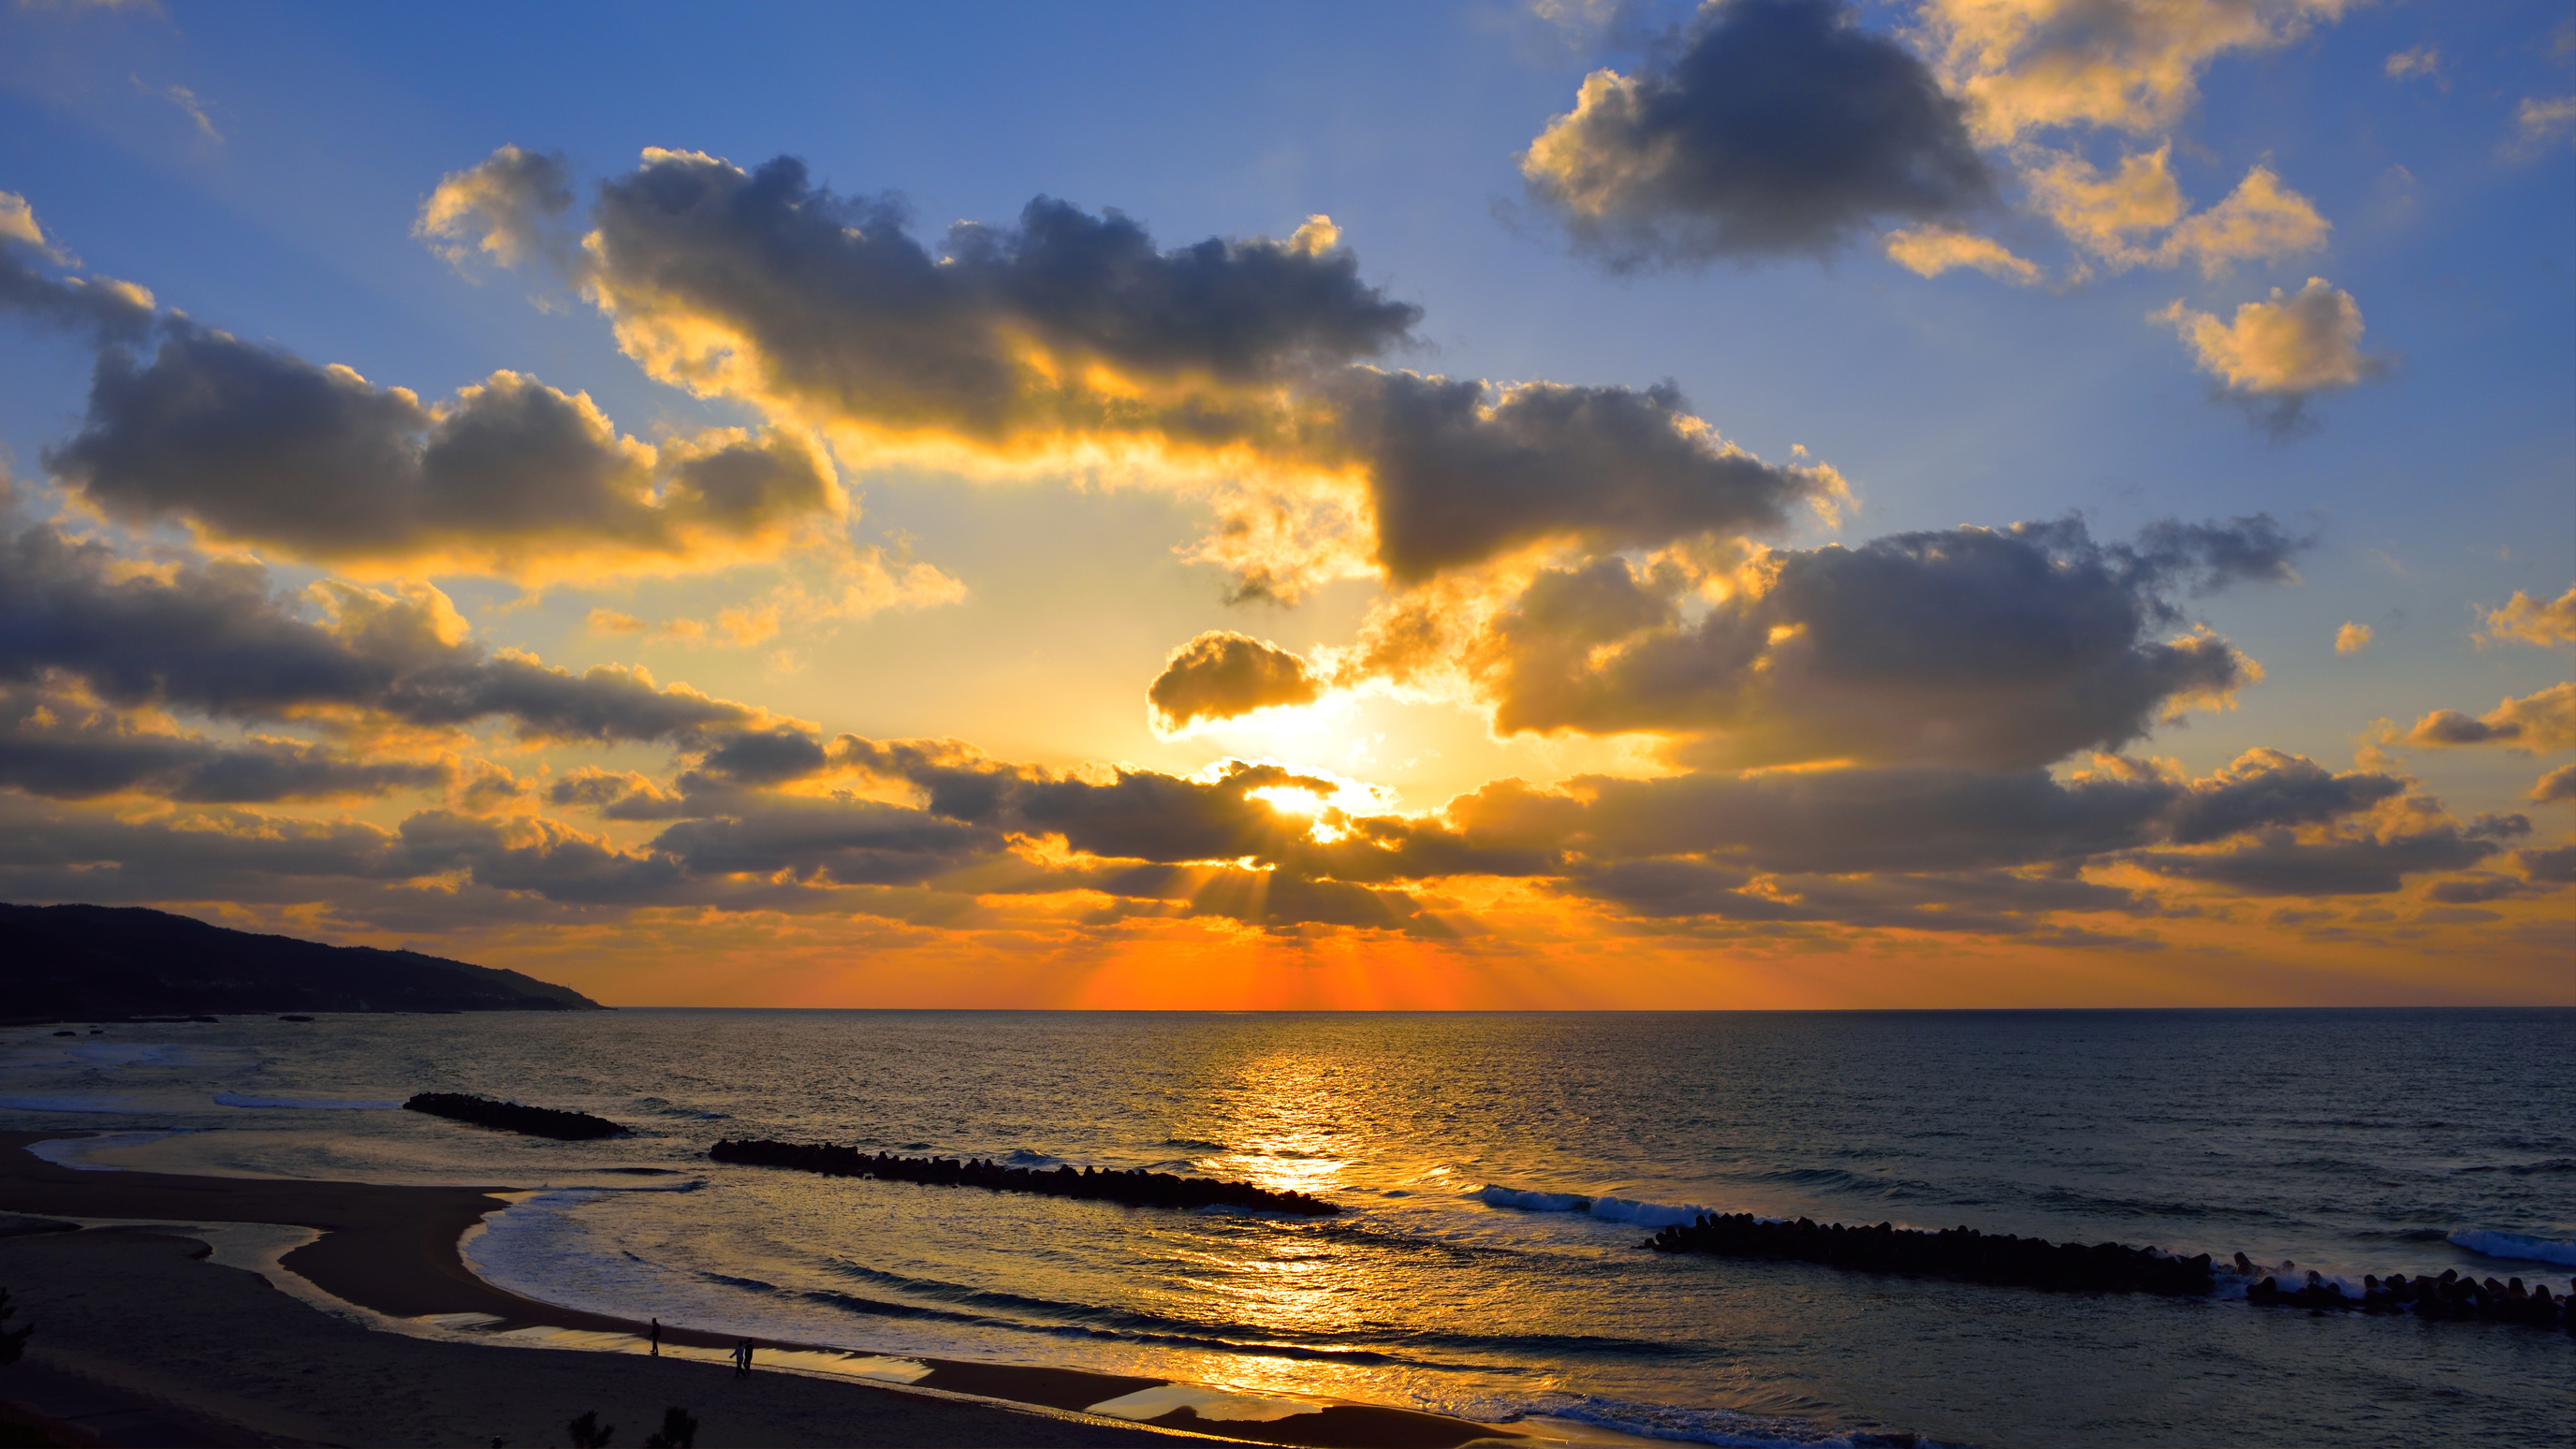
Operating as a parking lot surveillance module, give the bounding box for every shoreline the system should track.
[0,1133,1524,1448]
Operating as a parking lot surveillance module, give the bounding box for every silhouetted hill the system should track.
[0,903,606,1021]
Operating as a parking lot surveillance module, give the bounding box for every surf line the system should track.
[710,1138,1340,1215]
[1644,1213,2576,1331]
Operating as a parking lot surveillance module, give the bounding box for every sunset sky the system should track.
[1,0,2569,1007]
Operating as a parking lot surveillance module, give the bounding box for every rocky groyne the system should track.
[402,1092,627,1141]
[1646,1212,2214,1295]
[708,1138,1340,1216]
[1646,1212,2573,1330]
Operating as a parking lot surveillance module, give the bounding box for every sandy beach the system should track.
[0,1134,1522,1448]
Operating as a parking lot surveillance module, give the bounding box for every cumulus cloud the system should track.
[415,145,577,271]
[2480,585,2576,650]
[1882,226,2041,282]
[1148,632,1321,733]
[1520,0,1993,266]
[2127,796,2518,896]
[1332,373,1838,583]
[2400,683,2576,754]
[2334,622,2370,655]
[0,685,445,803]
[0,192,156,344]
[1450,515,2294,768]
[426,144,1833,597]
[1919,0,2354,145]
[2026,150,2325,274]
[2159,278,2385,433]
[0,513,775,746]
[2530,764,2576,805]
[45,323,843,581]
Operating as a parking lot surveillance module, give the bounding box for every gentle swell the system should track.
[1478,1183,1719,1228]
[2449,1229,2576,1266]
[213,1091,399,1110]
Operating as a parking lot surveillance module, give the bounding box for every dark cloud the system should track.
[1473,516,2292,768]
[582,151,1417,440]
[0,515,766,743]
[648,796,999,886]
[44,324,835,571]
[0,217,155,344]
[2399,683,2574,754]
[0,687,445,802]
[2533,764,2576,805]
[1563,857,2152,934]
[1334,373,1824,581]
[2127,801,2519,897]
[1147,632,1319,731]
[434,147,1827,593]
[1521,0,1993,267]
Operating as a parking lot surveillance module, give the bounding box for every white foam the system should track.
[24,1131,187,1168]
[1084,1383,1325,1424]
[2449,1229,2576,1267]
[1477,1184,1715,1229]
[213,1091,400,1110]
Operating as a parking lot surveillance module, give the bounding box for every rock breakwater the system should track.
[708,1138,1340,1215]
[402,1092,627,1140]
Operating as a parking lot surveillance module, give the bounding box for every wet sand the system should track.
[0,1134,1519,1448]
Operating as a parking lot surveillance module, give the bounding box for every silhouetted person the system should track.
[649,1317,662,1356]
[733,1338,754,1377]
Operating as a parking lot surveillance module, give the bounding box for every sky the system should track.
[0,0,2568,1008]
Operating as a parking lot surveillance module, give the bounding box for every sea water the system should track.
[2,1009,2569,1447]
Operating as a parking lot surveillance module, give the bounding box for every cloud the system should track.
[134,77,222,144]
[1920,0,2355,145]
[2334,621,2370,655]
[0,193,156,344]
[1520,0,1993,266]
[0,512,775,746]
[1881,226,2041,282]
[2159,278,2385,433]
[2481,585,2576,649]
[2517,95,2576,150]
[1331,373,1838,583]
[433,145,1831,598]
[45,323,844,582]
[2400,683,2576,754]
[1148,632,1321,733]
[2127,797,2516,896]
[2383,46,2443,85]
[2027,150,2326,274]
[415,145,577,271]
[0,684,445,802]
[2529,764,2576,805]
[1454,515,2293,768]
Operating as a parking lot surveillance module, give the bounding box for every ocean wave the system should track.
[1477,1184,1717,1228]
[812,1253,1686,1362]
[0,1094,136,1113]
[213,1091,399,1110]
[1491,1392,1941,1448]
[2448,1229,2576,1266]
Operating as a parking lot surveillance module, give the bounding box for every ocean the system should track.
[3,1009,2569,1447]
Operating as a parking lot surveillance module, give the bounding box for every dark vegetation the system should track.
[0,1286,29,1366]
[403,1093,627,1141]
[0,903,604,1022]
[710,1140,1340,1216]
[643,1406,699,1448]
[566,1409,614,1448]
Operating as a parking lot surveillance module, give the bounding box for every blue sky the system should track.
[0,0,2568,1004]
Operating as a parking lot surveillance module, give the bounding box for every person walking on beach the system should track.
[649,1317,662,1356]
[733,1338,754,1377]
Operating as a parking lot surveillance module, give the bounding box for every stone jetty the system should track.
[402,1091,627,1141]
[709,1138,1340,1216]
[1647,1212,2572,1330]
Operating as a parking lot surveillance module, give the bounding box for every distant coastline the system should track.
[0,902,604,1023]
